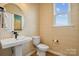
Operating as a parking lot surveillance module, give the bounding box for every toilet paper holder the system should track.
[52,40,59,43]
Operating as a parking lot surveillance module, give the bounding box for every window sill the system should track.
[53,24,73,27]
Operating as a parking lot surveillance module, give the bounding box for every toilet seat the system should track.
[37,44,49,51]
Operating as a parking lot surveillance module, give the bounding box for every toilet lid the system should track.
[37,44,49,49]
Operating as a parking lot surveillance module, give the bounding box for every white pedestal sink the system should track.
[0,36,32,56]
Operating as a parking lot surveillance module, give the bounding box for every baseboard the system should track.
[25,49,65,56]
[48,49,65,56]
[25,50,36,56]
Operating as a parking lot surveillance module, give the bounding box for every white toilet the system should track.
[32,36,49,56]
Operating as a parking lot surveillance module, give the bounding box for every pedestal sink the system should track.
[0,36,32,56]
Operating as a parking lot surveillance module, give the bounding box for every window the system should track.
[54,3,71,26]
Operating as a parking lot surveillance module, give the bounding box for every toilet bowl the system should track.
[37,44,49,51]
[32,36,49,56]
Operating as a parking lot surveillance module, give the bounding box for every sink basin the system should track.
[0,36,32,56]
[0,36,32,49]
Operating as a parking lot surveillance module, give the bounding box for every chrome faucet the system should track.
[12,31,18,39]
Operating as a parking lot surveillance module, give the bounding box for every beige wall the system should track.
[0,3,40,55]
[40,3,79,56]
[3,3,40,36]
[0,3,79,56]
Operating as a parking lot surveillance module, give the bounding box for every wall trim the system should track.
[48,49,65,56]
[25,49,65,56]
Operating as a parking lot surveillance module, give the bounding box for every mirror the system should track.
[0,14,2,28]
[2,3,24,32]
[0,7,4,28]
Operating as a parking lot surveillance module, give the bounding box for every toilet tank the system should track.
[32,36,40,46]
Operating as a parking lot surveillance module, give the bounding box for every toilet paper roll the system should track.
[53,40,59,43]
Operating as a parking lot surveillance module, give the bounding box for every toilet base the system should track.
[37,49,46,56]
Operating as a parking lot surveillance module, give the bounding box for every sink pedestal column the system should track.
[13,45,23,56]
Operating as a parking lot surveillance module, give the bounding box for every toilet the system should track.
[32,36,49,56]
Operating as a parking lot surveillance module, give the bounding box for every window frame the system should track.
[53,3,72,27]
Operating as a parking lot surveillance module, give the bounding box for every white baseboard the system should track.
[25,50,36,56]
[25,49,65,56]
[48,50,65,56]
